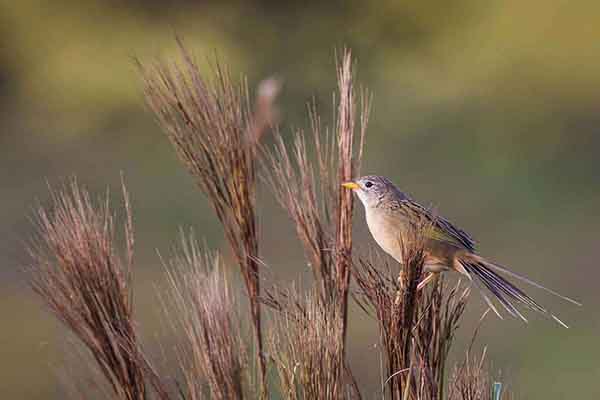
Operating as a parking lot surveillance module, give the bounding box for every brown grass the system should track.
[352,216,472,400]
[266,288,348,400]
[263,48,370,339]
[29,179,169,400]
[262,48,369,399]
[137,39,279,396]
[262,111,337,298]
[28,43,510,400]
[163,233,247,400]
[334,49,369,349]
[448,348,492,400]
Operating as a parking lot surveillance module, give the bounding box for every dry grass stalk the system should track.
[163,234,247,400]
[448,348,510,400]
[264,48,369,325]
[29,179,169,400]
[412,279,470,399]
[448,348,491,400]
[447,312,510,400]
[262,120,336,298]
[137,40,279,394]
[267,288,355,400]
[29,46,508,400]
[262,48,368,399]
[334,49,369,346]
[353,216,471,400]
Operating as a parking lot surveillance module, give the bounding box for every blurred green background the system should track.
[1,0,599,398]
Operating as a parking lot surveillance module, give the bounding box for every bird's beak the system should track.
[341,182,359,190]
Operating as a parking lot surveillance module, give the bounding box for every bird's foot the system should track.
[394,269,406,306]
[417,272,436,291]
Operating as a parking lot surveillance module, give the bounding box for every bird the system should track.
[342,175,580,327]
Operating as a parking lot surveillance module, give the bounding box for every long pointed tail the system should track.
[457,255,578,328]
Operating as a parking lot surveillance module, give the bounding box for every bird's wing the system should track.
[398,199,477,252]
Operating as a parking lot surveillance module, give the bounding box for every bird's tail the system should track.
[457,254,580,328]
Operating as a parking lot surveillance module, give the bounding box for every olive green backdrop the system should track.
[1,1,599,398]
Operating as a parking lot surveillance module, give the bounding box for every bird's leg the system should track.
[417,272,437,291]
[397,268,406,289]
[394,265,406,306]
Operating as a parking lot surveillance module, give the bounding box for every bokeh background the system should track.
[2,1,599,398]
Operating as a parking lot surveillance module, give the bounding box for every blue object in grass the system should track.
[492,382,502,400]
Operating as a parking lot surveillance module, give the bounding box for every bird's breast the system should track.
[365,208,406,263]
[364,207,457,272]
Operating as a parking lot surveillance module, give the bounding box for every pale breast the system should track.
[365,208,406,263]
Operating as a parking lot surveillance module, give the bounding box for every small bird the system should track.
[342,175,580,327]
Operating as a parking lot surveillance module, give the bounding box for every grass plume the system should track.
[353,217,471,400]
[334,49,369,348]
[262,116,337,298]
[29,179,169,400]
[264,48,369,340]
[137,40,279,395]
[28,44,511,400]
[265,288,355,400]
[262,48,369,398]
[163,234,247,400]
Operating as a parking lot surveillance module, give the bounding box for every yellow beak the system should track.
[341,182,359,190]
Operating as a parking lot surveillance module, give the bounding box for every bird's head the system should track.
[342,175,406,208]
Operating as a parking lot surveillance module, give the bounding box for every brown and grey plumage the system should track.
[343,175,580,327]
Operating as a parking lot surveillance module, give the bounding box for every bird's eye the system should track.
[364,181,373,188]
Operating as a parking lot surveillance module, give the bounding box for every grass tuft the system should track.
[29,43,511,400]
[29,178,169,400]
[162,233,247,400]
[137,39,279,396]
